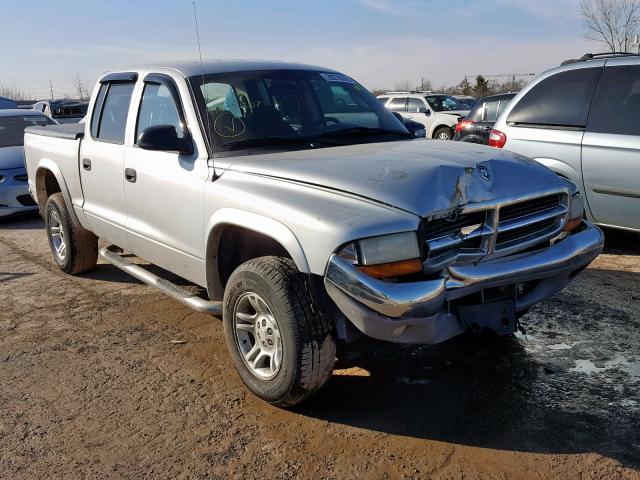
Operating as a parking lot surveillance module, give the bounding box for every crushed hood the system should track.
[219,140,566,218]
[0,146,25,170]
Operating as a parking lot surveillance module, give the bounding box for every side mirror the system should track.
[138,125,193,155]
[422,108,431,117]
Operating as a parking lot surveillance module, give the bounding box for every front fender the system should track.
[205,207,311,272]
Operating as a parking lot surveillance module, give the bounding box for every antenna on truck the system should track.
[193,1,215,173]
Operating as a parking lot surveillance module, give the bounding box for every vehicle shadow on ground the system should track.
[294,333,640,470]
[602,228,639,256]
[0,215,43,230]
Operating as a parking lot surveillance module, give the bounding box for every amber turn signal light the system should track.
[358,258,423,279]
[564,217,582,233]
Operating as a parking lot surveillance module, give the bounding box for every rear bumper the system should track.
[324,222,604,344]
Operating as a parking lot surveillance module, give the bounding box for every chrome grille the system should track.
[495,194,567,253]
[423,189,569,270]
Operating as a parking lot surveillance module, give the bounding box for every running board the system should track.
[99,246,223,315]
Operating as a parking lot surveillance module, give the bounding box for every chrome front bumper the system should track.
[324,223,604,344]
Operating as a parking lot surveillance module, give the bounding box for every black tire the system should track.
[433,126,453,140]
[45,192,98,275]
[222,256,336,407]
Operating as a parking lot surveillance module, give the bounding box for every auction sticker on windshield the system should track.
[319,73,355,83]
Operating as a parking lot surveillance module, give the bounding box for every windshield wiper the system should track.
[319,127,412,139]
[224,136,341,151]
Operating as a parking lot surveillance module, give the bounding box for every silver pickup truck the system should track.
[24,60,604,406]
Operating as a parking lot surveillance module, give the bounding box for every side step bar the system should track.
[99,246,223,315]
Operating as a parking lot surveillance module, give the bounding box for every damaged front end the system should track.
[324,184,604,344]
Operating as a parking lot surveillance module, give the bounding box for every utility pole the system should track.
[49,80,54,100]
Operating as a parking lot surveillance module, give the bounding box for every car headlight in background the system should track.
[338,231,422,279]
[413,128,426,138]
[564,192,584,232]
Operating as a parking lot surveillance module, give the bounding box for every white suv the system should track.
[377,92,469,140]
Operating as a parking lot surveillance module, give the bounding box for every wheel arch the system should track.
[34,161,80,225]
[430,123,454,139]
[531,157,595,221]
[205,209,310,300]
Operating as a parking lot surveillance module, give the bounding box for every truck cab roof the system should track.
[103,59,338,79]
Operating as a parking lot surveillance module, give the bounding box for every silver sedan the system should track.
[0,109,55,217]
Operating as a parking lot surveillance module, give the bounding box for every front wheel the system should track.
[433,126,453,140]
[222,256,336,407]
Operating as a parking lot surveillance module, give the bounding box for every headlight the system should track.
[338,232,422,279]
[564,192,584,232]
[414,128,426,138]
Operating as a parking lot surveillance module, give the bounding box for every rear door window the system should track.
[93,82,135,143]
[483,100,500,122]
[407,98,426,113]
[587,64,640,136]
[507,68,601,128]
[388,97,407,112]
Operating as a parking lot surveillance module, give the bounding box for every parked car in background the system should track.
[0,96,18,109]
[454,93,515,144]
[491,52,640,232]
[24,60,603,406]
[32,99,88,124]
[0,109,55,217]
[454,95,477,109]
[378,92,469,140]
[392,111,426,138]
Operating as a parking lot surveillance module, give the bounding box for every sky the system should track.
[0,0,601,100]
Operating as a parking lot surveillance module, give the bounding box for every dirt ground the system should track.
[1,216,639,480]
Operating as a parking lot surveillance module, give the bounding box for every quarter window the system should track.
[506,68,601,128]
[93,82,135,143]
[587,65,640,136]
[136,83,184,142]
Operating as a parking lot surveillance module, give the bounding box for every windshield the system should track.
[189,69,409,155]
[0,115,55,147]
[425,95,467,112]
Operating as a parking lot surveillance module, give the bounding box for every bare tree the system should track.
[580,0,640,52]
[73,73,89,101]
[0,82,29,101]
[393,80,413,91]
[417,77,433,91]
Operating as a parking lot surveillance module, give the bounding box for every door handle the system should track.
[125,168,137,183]
[82,158,91,171]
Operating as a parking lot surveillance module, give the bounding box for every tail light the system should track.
[454,120,475,133]
[488,129,507,148]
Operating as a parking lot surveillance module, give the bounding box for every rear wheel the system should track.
[45,192,98,274]
[433,126,453,140]
[223,256,336,407]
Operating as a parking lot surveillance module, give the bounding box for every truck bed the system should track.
[25,123,84,140]
[24,123,85,217]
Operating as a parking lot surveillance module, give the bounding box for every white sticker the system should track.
[319,72,356,83]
